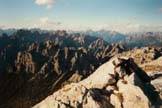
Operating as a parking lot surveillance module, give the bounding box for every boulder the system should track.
[117,80,150,108]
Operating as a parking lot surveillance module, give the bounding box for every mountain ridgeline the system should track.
[0,29,125,108]
[0,29,162,108]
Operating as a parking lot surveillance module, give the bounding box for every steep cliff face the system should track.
[33,57,159,108]
[15,52,35,74]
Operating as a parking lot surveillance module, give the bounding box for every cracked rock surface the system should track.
[33,57,156,108]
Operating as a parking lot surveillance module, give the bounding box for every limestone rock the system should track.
[33,57,152,108]
[119,47,161,65]
[110,94,122,108]
[15,52,35,73]
[117,80,150,108]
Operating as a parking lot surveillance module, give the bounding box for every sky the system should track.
[0,0,162,33]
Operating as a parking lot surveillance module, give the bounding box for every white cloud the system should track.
[40,17,50,24]
[1,17,62,30]
[0,25,5,29]
[35,0,55,9]
[30,17,62,30]
[39,17,61,25]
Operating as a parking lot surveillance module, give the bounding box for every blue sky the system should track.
[0,0,162,32]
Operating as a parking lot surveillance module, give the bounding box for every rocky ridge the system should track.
[33,57,159,108]
[119,47,162,64]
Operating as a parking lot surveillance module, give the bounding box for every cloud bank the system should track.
[2,17,162,33]
[35,0,55,9]
[39,17,61,25]
[31,17,63,30]
[0,25,5,29]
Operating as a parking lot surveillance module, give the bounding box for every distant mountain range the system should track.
[81,30,162,47]
[0,29,17,36]
[81,29,127,43]
[1,28,162,47]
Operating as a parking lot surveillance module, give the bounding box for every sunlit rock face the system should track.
[33,57,156,108]
[15,52,36,74]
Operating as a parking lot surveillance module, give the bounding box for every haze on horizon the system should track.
[0,0,162,33]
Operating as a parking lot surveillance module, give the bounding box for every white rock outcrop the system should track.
[33,57,151,108]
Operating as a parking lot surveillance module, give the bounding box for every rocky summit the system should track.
[33,57,159,108]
